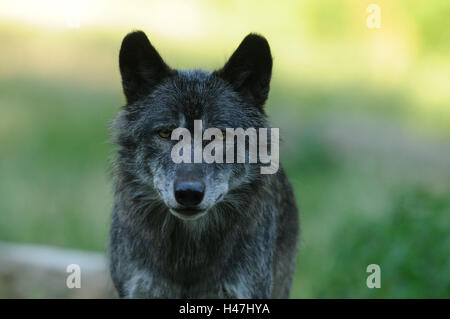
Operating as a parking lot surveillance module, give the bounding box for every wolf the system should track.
[109,30,299,298]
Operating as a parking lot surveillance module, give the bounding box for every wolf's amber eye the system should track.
[158,130,172,138]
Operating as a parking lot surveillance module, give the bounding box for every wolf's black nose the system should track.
[174,180,205,207]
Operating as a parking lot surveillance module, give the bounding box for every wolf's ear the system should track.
[119,31,172,104]
[215,33,272,108]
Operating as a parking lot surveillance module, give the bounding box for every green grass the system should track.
[0,77,118,251]
[1,75,449,298]
[287,159,450,298]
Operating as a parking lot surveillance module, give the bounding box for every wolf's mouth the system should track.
[169,208,207,221]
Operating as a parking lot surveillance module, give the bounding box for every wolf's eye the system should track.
[158,129,172,138]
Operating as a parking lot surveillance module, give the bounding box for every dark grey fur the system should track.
[109,31,299,298]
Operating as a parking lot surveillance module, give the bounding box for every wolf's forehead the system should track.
[177,69,212,81]
[173,70,220,101]
[168,70,234,116]
[145,69,243,128]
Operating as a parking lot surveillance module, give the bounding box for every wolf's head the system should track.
[113,31,272,221]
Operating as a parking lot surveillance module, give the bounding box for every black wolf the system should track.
[109,31,299,298]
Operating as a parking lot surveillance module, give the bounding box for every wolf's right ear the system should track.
[119,31,172,104]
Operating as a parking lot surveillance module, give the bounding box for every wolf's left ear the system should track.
[215,33,272,108]
[119,31,172,104]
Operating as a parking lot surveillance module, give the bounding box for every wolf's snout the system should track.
[174,180,205,207]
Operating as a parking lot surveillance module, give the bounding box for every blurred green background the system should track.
[0,0,449,298]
